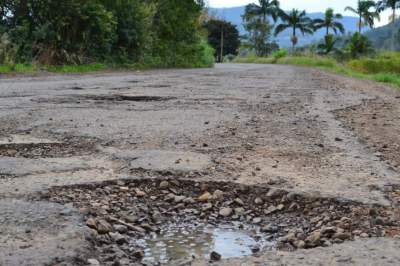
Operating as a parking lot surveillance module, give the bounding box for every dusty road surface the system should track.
[1,64,400,265]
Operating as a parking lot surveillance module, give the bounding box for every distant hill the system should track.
[209,6,361,48]
[365,19,400,50]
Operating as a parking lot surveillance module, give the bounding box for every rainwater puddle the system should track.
[138,223,274,264]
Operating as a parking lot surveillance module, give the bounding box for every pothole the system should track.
[139,222,273,264]
[35,95,176,104]
[47,178,400,265]
[0,135,96,158]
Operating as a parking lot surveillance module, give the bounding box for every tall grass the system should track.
[234,52,400,89]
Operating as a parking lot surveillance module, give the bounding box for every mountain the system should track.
[209,6,360,48]
[365,19,400,50]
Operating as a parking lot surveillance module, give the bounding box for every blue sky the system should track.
[207,0,390,26]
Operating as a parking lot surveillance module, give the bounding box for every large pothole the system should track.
[35,94,176,104]
[46,178,400,265]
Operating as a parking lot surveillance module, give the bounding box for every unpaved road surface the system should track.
[1,64,400,265]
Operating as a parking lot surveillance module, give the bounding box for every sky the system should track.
[207,0,391,26]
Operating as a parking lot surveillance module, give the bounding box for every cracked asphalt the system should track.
[1,64,400,265]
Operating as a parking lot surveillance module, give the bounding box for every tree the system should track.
[203,19,240,62]
[377,0,400,50]
[313,8,345,36]
[345,0,380,33]
[274,9,314,50]
[243,0,280,56]
[313,8,345,55]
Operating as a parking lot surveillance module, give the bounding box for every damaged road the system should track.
[1,64,400,265]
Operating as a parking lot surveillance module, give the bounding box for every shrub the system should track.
[347,58,400,74]
[272,49,288,61]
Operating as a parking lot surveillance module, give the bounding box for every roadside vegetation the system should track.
[230,0,400,88]
[0,0,214,73]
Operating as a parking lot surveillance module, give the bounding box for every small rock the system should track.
[174,195,186,203]
[110,232,127,245]
[133,250,145,259]
[360,233,369,238]
[135,189,146,197]
[86,218,97,229]
[219,207,233,217]
[234,207,245,216]
[306,231,321,247]
[96,219,113,234]
[212,190,224,200]
[87,259,100,265]
[252,217,262,224]
[295,240,306,249]
[234,198,244,205]
[210,251,221,261]
[202,203,213,211]
[113,224,128,234]
[159,181,170,189]
[198,192,211,202]
[333,232,351,241]
[119,186,130,192]
[254,197,263,205]
[261,224,278,233]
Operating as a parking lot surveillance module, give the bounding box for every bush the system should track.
[346,33,374,59]
[272,49,288,62]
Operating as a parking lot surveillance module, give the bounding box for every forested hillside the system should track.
[366,19,400,50]
[0,0,214,67]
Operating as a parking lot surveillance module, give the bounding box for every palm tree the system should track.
[377,0,400,50]
[244,0,281,23]
[345,0,380,33]
[313,8,345,36]
[274,9,314,50]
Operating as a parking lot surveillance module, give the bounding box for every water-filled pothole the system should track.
[47,178,399,266]
[139,223,274,264]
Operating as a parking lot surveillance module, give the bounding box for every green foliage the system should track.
[243,0,280,56]
[345,0,380,33]
[272,48,288,61]
[346,33,375,58]
[203,19,240,62]
[0,0,209,68]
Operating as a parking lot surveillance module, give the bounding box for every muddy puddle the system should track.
[138,223,274,264]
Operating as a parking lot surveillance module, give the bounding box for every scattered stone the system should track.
[96,219,113,234]
[333,232,352,241]
[234,207,245,216]
[87,259,100,265]
[234,198,244,205]
[159,181,170,189]
[261,224,278,233]
[198,192,211,202]
[306,231,321,247]
[210,251,221,261]
[135,189,146,197]
[252,217,262,224]
[113,224,128,234]
[86,218,97,229]
[254,197,263,205]
[219,207,233,217]
[119,186,130,192]
[294,240,306,249]
[133,250,145,259]
[212,190,224,200]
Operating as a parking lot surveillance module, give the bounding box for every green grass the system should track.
[44,63,107,73]
[234,54,400,89]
